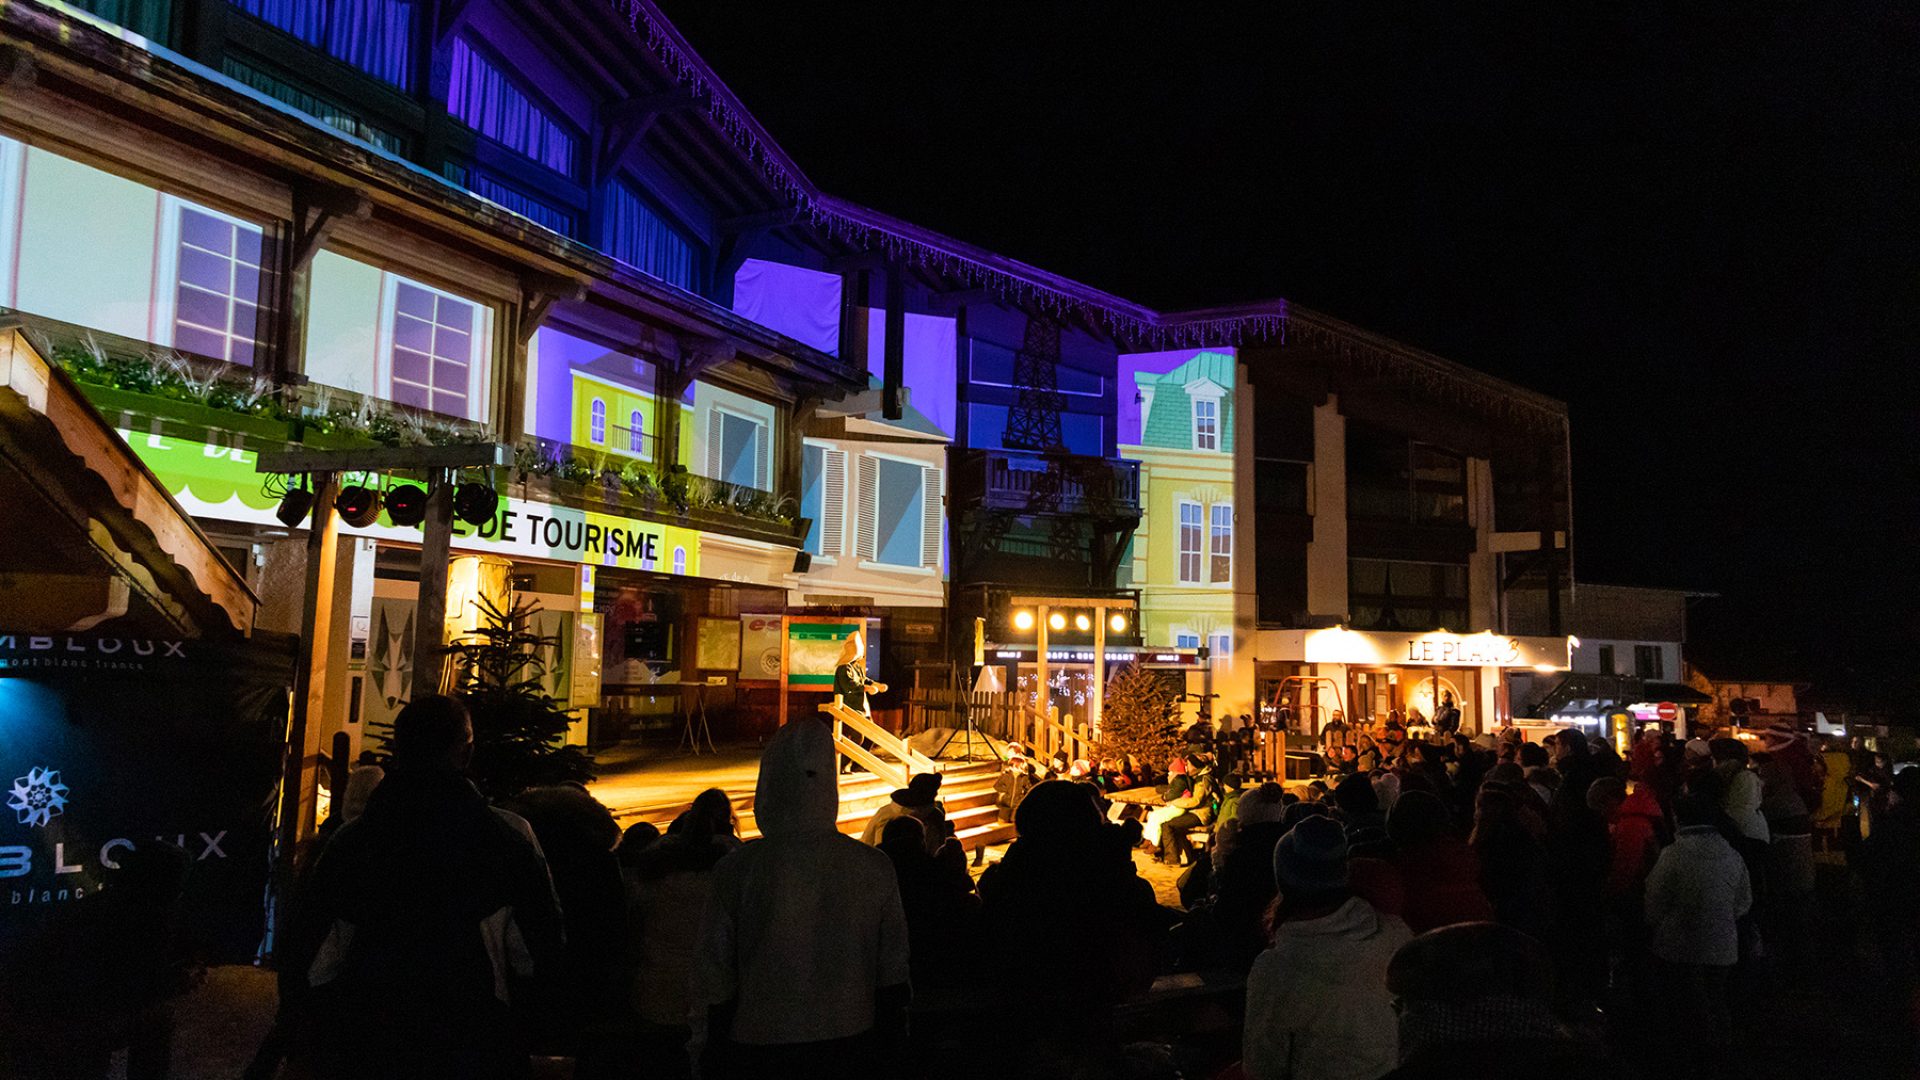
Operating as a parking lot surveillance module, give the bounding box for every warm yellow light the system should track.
[1109,612,1129,633]
[1012,609,1035,632]
[1048,611,1067,631]
[1074,613,1092,632]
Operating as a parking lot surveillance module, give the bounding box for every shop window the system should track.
[1193,397,1218,451]
[801,442,847,559]
[589,398,606,443]
[708,408,768,491]
[447,37,577,177]
[1178,501,1203,583]
[1210,502,1232,584]
[607,180,699,292]
[165,201,264,367]
[856,454,940,571]
[627,410,645,454]
[1636,645,1664,680]
[386,279,480,418]
[229,0,416,89]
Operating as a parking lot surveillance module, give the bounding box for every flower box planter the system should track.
[79,384,293,444]
[511,472,803,548]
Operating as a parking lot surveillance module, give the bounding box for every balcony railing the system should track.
[953,448,1142,517]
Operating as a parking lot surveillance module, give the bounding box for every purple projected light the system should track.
[447,37,578,177]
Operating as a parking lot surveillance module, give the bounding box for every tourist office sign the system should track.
[1293,628,1571,670]
[123,430,701,576]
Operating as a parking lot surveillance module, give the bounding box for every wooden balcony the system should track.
[952,448,1142,518]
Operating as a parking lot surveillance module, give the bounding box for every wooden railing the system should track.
[1020,703,1096,764]
[820,701,939,789]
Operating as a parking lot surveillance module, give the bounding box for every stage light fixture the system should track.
[275,477,314,527]
[1012,609,1035,632]
[384,483,427,527]
[335,484,381,528]
[1074,613,1092,632]
[1109,612,1129,633]
[1048,611,1066,632]
[452,481,499,527]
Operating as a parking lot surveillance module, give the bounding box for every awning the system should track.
[0,325,256,636]
[1640,681,1713,706]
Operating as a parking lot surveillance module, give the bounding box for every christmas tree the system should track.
[446,595,596,799]
[1093,665,1185,772]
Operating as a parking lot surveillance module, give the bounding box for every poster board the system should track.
[784,618,863,690]
[738,614,784,682]
[696,616,741,671]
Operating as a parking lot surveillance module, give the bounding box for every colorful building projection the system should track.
[1118,348,1237,664]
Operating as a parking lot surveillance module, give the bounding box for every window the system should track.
[856,454,941,571]
[800,442,847,558]
[1635,645,1664,680]
[708,409,768,490]
[673,547,687,575]
[589,398,606,443]
[71,0,174,42]
[1178,501,1203,583]
[1193,397,1218,451]
[0,136,24,308]
[968,343,1104,396]
[1598,645,1616,675]
[229,0,416,89]
[1209,503,1232,584]
[222,57,407,153]
[1348,559,1469,632]
[387,280,479,417]
[1175,631,1201,649]
[607,181,698,292]
[1209,631,1232,662]
[627,410,645,455]
[167,203,264,366]
[447,37,576,176]
[469,173,577,238]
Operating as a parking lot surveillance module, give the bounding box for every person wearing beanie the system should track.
[1386,790,1494,934]
[1379,923,1618,1079]
[1211,783,1296,973]
[1242,816,1411,1080]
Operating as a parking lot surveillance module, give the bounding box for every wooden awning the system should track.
[0,326,256,636]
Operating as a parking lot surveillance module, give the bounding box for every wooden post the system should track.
[410,469,455,699]
[1091,608,1107,737]
[883,267,905,420]
[1034,604,1050,722]
[278,470,337,858]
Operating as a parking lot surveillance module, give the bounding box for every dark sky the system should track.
[657,2,1919,702]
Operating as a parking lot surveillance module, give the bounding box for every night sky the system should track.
[658,2,1918,704]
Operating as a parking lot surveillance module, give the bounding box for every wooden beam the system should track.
[410,470,457,699]
[290,184,373,274]
[597,89,699,177]
[257,443,511,474]
[719,207,806,234]
[0,44,36,89]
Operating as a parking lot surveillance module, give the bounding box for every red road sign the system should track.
[1656,701,1680,722]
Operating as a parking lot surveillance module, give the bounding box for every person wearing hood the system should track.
[1645,792,1751,1062]
[291,695,564,1080]
[1242,815,1411,1080]
[1380,922,1618,1079]
[622,794,735,1080]
[877,816,980,990]
[978,780,1164,1046]
[1385,791,1494,934]
[861,772,954,855]
[1331,773,1389,855]
[690,720,909,1078]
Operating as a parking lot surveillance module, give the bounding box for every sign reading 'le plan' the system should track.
[1405,636,1523,665]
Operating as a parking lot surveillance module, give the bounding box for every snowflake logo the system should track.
[7,767,70,827]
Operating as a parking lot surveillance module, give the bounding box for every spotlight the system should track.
[1073,613,1091,632]
[1109,612,1129,633]
[452,481,499,527]
[1048,611,1066,631]
[1012,609,1035,632]
[335,484,381,528]
[384,483,427,527]
[275,477,314,527]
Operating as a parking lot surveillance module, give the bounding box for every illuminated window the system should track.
[1193,398,1218,451]
[673,547,687,575]
[627,410,645,454]
[589,399,606,443]
[387,280,479,417]
[1210,631,1232,661]
[1178,501,1203,583]
[168,203,264,366]
[856,453,942,570]
[711,409,768,490]
[1210,502,1232,584]
[229,0,416,88]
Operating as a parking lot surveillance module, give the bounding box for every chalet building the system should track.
[0,0,1572,827]
[1507,583,1710,737]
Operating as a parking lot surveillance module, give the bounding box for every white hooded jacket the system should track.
[1243,896,1410,1080]
[691,721,910,1046]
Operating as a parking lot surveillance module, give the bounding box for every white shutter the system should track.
[920,465,943,570]
[755,419,770,490]
[855,455,879,560]
[820,447,847,556]
[704,409,722,481]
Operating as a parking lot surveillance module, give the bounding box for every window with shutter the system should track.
[822,448,847,557]
[705,408,723,481]
[855,455,879,560]
[921,465,943,570]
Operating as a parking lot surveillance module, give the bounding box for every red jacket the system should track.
[1389,837,1494,934]
[1607,786,1665,897]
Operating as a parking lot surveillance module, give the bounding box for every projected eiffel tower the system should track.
[1001,318,1065,452]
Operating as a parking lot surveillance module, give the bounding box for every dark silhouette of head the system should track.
[391,694,472,772]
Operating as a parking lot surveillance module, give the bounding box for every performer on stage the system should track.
[833,630,888,773]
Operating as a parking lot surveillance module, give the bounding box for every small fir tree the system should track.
[1093,665,1185,771]
[446,595,595,799]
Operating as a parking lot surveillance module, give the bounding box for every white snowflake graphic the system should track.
[7,767,70,827]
